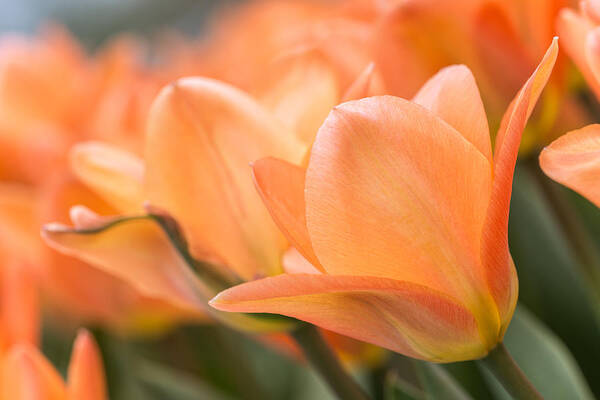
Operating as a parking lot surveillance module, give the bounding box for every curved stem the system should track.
[291,324,372,400]
[478,343,542,400]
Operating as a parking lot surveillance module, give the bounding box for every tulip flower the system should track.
[1,330,106,400]
[211,39,558,362]
[539,124,600,207]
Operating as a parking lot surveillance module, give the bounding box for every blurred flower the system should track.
[1,330,106,400]
[372,0,583,151]
[540,124,600,207]
[558,0,600,98]
[0,24,210,334]
[210,40,558,363]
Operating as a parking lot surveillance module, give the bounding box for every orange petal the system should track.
[210,274,487,362]
[585,27,600,85]
[482,38,558,326]
[2,344,67,400]
[257,51,339,146]
[69,141,145,213]
[412,65,491,162]
[305,96,493,312]
[282,248,322,275]
[42,209,208,317]
[252,157,324,272]
[557,9,600,96]
[1,261,38,350]
[67,330,106,400]
[340,62,383,102]
[145,78,305,280]
[540,124,600,207]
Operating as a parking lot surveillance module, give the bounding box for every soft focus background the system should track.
[2,1,600,400]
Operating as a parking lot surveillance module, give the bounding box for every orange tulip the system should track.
[210,40,558,362]
[539,124,600,207]
[1,330,106,400]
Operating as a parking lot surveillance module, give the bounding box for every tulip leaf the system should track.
[137,359,235,400]
[482,306,594,400]
[509,163,600,393]
[414,361,473,400]
[384,371,425,400]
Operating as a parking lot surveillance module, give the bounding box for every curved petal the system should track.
[482,39,558,327]
[557,9,600,97]
[585,27,600,85]
[67,330,106,400]
[145,78,305,280]
[69,141,145,213]
[540,124,600,207]
[210,274,488,362]
[1,262,38,350]
[41,209,208,317]
[282,248,322,275]
[257,51,339,146]
[2,345,66,400]
[412,64,491,162]
[252,157,324,272]
[305,96,493,315]
[340,62,383,102]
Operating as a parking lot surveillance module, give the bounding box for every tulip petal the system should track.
[69,141,144,213]
[1,262,38,349]
[540,124,600,207]
[2,345,66,400]
[210,274,486,362]
[585,27,600,85]
[557,9,600,96]
[67,330,106,400]
[412,65,491,162]
[252,157,324,272]
[145,78,305,280]
[42,210,208,316]
[257,52,339,146]
[305,96,493,309]
[482,39,558,326]
[282,248,322,275]
[340,62,382,102]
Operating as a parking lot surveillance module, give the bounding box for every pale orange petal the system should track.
[257,52,339,146]
[585,27,600,85]
[145,78,305,279]
[540,124,600,207]
[1,262,38,350]
[557,9,600,96]
[67,330,106,400]
[305,96,493,315]
[340,62,382,102]
[2,345,66,400]
[282,248,322,275]
[412,64,491,162]
[482,39,558,327]
[252,157,324,272]
[69,141,144,213]
[42,209,208,317]
[210,274,487,362]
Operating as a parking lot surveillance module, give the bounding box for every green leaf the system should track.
[509,164,600,393]
[384,371,425,400]
[137,359,235,400]
[415,361,473,400]
[483,306,595,400]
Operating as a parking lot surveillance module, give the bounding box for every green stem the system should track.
[478,343,542,400]
[291,324,372,400]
